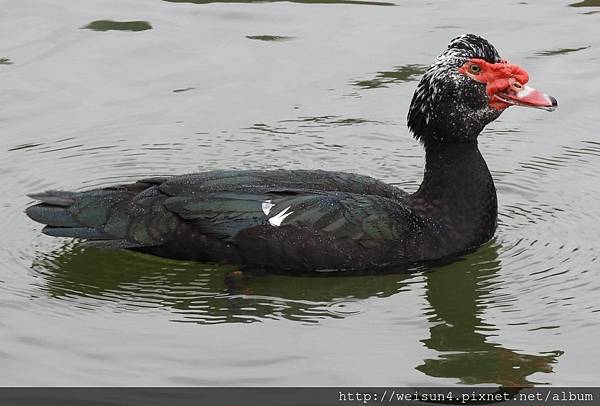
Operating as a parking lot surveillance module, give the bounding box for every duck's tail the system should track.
[25,182,178,249]
[26,191,100,238]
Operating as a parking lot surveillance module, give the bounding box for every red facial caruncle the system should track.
[458,58,557,111]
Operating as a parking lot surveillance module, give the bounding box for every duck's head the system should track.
[408,34,557,145]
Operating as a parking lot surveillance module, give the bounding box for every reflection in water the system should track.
[418,242,562,386]
[32,243,418,324]
[569,0,600,6]
[32,241,561,385]
[246,35,295,42]
[173,87,196,93]
[535,46,590,57]
[82,20,153,32]
[353,64,428,89]
[279,115,384,127]
[164,0,395,5]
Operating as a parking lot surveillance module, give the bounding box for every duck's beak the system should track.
[495,86,558,111]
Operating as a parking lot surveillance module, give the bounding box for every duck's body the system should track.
[25,143,496,272]
[25,34,556,272]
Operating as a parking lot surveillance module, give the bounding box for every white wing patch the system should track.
[261,200,275,215]
[268,206,294,227]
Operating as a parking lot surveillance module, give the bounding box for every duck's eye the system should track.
[469,64,481,74]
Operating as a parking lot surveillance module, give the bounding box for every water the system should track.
[1,0,599,386]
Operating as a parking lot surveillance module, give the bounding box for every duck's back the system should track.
[151,169,408,198]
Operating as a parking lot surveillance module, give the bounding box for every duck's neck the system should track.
[410,141,497,250]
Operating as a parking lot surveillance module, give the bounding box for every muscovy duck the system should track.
[26,34,557,272]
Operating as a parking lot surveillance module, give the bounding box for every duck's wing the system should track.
[163,190,412,241]
[26,177,426,270]
[161,189,428,270]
